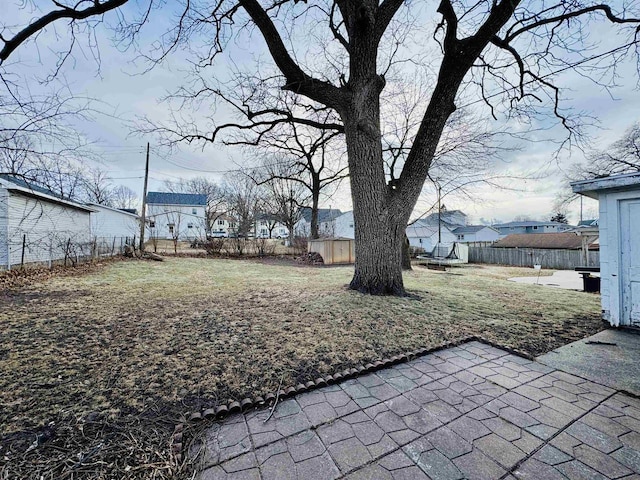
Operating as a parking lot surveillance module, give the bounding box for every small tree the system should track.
[550,212,569,224]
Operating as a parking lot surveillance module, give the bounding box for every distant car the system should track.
[276,233,289,239]
[210,231,228,238]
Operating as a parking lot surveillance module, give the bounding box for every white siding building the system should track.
[146,192,207,241]
[334,211,355,239]
[572,173,640,327]
[88,203,139,240]
[0,175,93,269]
[406,224,456,252]
[452,225,500,243]
[294,207,343,237]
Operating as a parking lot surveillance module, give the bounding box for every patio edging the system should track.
[184,334,533,425]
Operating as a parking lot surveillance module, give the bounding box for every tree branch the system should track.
[0,0,128,63]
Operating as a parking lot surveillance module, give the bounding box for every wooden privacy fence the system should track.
[468,246,599,269]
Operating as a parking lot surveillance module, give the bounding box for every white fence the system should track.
[468,246,599,269]
[4,235,135,270]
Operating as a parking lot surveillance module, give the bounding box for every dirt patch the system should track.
[0,259,604,478]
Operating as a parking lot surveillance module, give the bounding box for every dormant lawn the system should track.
[0,257,603,478]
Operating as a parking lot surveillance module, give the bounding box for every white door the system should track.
[620,199,640,326]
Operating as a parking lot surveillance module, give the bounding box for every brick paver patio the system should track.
[192,341,640,479]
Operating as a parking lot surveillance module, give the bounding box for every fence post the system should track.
[20,234,26,270]
[112,237,116,256]
[64,238,71,267]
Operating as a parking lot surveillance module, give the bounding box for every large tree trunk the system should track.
[310,182,320,239]
[344,85,410,295]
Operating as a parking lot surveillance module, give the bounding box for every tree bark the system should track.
[402,234,412,270]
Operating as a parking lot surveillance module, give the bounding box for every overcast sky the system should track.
[3,0,639,224]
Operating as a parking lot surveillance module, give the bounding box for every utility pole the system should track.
[139,143,150,253]
[580,196,583,223]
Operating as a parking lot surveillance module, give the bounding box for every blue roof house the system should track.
[146,191,207,241]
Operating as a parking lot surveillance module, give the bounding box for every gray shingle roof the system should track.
[493,220,569,228]
[146,191,207,206]
[452,225,496,234]
[300,207,343,223]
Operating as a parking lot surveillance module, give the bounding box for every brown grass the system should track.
[0,258,603,478]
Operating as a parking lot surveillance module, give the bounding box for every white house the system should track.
[451,225,500,243]
[334,211,355,239]
[254,214,289,238]
[406,224,456,252]
[146,192,207,241]
[572,172,640,327]
[294,207,343,237]
[0,174,93,269]
[210,214,237,237]
[88,203,139,241]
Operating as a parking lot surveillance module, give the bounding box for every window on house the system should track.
[533,226,538,230]
[349,224,354,228]
[419,239,422,244]
[149,221,156,228]
[218,220,224,225]
[188,223,193,229]
[168,224,175,234]
[192,208,197,215]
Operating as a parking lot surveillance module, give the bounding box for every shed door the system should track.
[620,199,640,326]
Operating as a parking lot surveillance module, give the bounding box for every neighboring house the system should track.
[254,213,289,238]
[210,214,237,237]
[452,225,500,243]
[0,174,93,269]
[492,220,574,237]
[577,219,599,227]
[572,172,640,327]
[493,232,598,250]
[294,207,343,237]
[334,211,355,239]
[88,203,139,240]
[146,192,207,241]
[406,224,456,252]
[415,209,468,230]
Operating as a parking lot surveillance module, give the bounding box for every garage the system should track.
[572,172,640,326]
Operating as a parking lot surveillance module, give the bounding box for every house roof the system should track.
[493,232,598,250]
[492,220,571,228]
[0,174,94,213]
[120,208,138,215]
[452,225,497,234]
[146,191,207,206]
[299,207,343,223]
[406,225,443,238]
[87,202,139,218]
[571,172,640,199]
[577,219,598,226]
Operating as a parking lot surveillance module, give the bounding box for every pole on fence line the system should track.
[112,237,116,256]
[20,234,26,270]
[139,142,150,253]
[64,238,71,267]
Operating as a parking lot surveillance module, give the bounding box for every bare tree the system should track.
[81,167,114,205]
[223,173,262,238]
[259,161,307,242]
[3,0,639,295]
[111,185,139,210]
[558,122,640,208]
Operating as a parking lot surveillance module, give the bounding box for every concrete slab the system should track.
[537,329,640,396]
[508,270,593,291]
